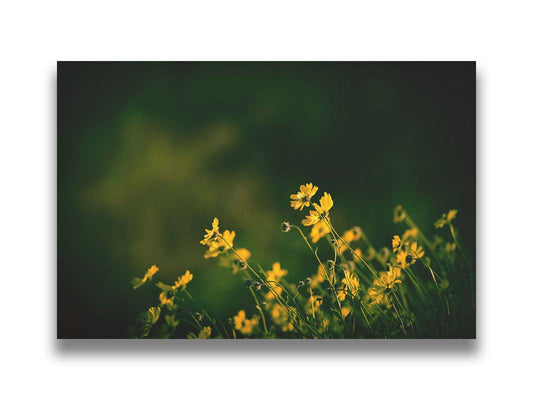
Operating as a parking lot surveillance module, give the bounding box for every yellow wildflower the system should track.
[396,242,424,269]
[435,209,458,228]
[266,262,288,282]
[445,242,456,253]
[341,306,351,319]
[200,218,236,259]
[402,227,418,241]
[409,242,425,259]
[290,183,319,210]
[235,247,251,261]
[317,264,328,283]
[219,247,251,273]
[198,326,212,339]
[367,267,402,305]
[200,217,220,245]
[314,192,333,214]
[156,281,178,310]
[351,247,363,262]
[265,284,283,300]
[233,310,259,335]
[339,227,362,254]
[187,326,212,339]
[337,287,346,302]
[393,205,406,223]
[270,304,294,332]
[145,265,159,279]
[310,219,331,243]
[395,250,409,269]
[306,294,323,315]
[131,265,159,289]
[173,270,193,290]
[392,235,402,253]
[233,247,251,272]
[447,209,458,221]
[263,262,288,300]
[342,271,360,298]
[302,209,321,226]
[307,265,327,289]
[158,288,176,310]
[302,192,333,226]
[366,247,376,261]
[204,229,236,258]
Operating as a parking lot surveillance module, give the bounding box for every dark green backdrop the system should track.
[58,62,475,338]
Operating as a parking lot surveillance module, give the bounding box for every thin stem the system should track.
[183,289,228,338]
[325,218,379,280]
[449,223,473,270]
[249,287,268,335]
[218,236,312,336]
[392,301,408,337]
[292,224,346,328]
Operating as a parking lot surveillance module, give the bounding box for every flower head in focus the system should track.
[290,183,319,211]
[302,192,333,226]
[200,217,220,245]
[204,229,236,259]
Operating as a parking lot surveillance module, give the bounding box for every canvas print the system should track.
[58,62,475,339]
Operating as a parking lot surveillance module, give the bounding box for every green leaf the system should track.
[135,306,161,338]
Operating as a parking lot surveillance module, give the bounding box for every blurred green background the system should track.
[58,62,475,338]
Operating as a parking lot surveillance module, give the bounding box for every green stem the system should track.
[183,289,228,338]
[292,224,346,328]
[392,301,408,337]
[249,287,268,336]
[449,223,473,270]
[324,218,379,280]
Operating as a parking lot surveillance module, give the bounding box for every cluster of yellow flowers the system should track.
[155,269,194,311]
[233,310,259,335]
[130,182,473,339]
[200,217,236,259]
